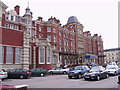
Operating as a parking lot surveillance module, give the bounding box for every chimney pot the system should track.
[14,5,20,15]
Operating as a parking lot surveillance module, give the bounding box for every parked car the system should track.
[99,63,108,68]
[68,65,90,79]
[86,63,98,68]
[30,68,47,77]
[105,65,120,75]
[8,69,31,79]
[118,75,120,84]
[0,69,7,80]
[0,84,17,90]
[83,66,109,81]
[48,67,70,74]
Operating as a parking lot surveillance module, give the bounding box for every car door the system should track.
[15,69,22,78]
[54,67,61,73]
[8,69,17,78]
[31,68,36,76]
[81,66,88,74]
[59,68,65,73]
[36,68,41,76]
[99,67,106,78]
[80,66,85,74]
[32,68,39,76]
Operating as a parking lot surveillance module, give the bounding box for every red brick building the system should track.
[0,1,104,70]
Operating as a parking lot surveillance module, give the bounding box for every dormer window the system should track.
[5,23,9,28]
[10,24,14,29]
[14,25,19,30]
[6,16,8,20]
[11,15,14,21]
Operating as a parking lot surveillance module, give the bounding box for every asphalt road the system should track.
[2,75,119,88]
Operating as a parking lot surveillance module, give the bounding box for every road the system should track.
[2,75,119,88]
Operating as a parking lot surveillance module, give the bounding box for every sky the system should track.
[2,0,119,49]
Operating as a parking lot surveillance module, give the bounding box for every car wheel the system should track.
[68,76,72,79]
[19,75,24,79]
[78,74,82,79]
[49,71,53,75]
[63,71,67,74]
[114,72,117,76]
[106,74,109,78]
[97,76,100,81]
[84,78,88,81]
[40,73,44,77]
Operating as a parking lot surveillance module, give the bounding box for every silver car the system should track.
[48,67,70,74]
[0,69,7,80]
[105,65,120,75]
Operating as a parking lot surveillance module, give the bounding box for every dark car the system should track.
[68,65,90,79]
[30,68,47,77]
[118,75,120,84]
[8,69,31,79]
[0,84,17,90]
[83,66,109,81]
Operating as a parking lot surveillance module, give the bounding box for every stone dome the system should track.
[67,16,79,24]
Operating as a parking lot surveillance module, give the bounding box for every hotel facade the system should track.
[0,1,104,70]
[104,48,120,63]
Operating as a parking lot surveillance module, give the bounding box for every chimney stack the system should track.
[14,5,20,15]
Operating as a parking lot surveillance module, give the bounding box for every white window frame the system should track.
[14,25,19,30]
[53,45,57,50]
[10,24,14,29]
[53,28,56,33]
[39,25,42,32]
[39,47,45,64]
[6,47,13,64]
[47,48,51,64]
[5,23,9,28]
[0,46,4,64]
[47,35,51,42]
[47,27,51,32]
[53,35,56,42]
[15,48,20,64]
[11,15,14,21]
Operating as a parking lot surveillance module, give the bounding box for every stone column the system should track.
[20,31,30,70]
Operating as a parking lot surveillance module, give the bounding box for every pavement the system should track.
[2,75,119,89]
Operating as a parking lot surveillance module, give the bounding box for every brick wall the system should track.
[1,28,23,46]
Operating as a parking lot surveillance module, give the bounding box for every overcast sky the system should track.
[2,0,119,49]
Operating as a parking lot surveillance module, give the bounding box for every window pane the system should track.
[0,46,3,64]
[6,47,13,64]
[15,48,20,64]
[10,24,14,29]
[47,35,51,41]
[47,49,50,63]
[47,27,51,32]
[40,48,44,63]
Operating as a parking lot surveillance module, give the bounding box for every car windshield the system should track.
[90,67,100,72]
[74,66,82,70]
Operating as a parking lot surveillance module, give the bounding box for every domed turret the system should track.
[23,2,32,17]
[67,16,79,24]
